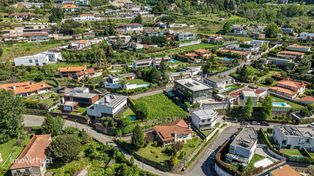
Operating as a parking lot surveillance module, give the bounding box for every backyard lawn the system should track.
[0,40,67,61]
[26,92,60,108]
[247,154,264,170]
[134,93,187,120]
[136,137,203,166]
[269,95,305,109]
[0,136,31,175]
[280,149,303,156]
[127,79,148,85]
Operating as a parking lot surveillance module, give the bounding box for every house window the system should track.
[35,59,39,63]
[29,59,33,63]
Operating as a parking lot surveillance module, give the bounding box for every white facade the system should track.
[14,51,62,66]
[298,32,314,41]
[272,125,314,151]
[191,109,218,130]
[73,14,97,21]
[228,127,257,164]
[87,94,127,117]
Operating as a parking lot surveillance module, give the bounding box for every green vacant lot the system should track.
[0,136,31,175]
[1,40,67,61]
[280,149,304,156]
[136,137,202,166]
[134,93,187,120]
[127,79,148,85]
[247,154,264,170]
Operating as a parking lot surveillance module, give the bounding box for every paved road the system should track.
[185,126,238,176]
[23,114,176,176]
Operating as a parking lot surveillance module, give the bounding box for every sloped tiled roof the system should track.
[0,81,52,95]
[154,120,192,142]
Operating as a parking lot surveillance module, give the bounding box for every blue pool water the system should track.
[128,115,137,121]
[272,102,291,108]
[168,59,178,63]
[222,57,233,61]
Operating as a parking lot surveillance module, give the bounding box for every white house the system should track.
[118,23,143,33]
[227,127,257,164]
[14,50,62,66]
[272,125,314,151]
[204,76,235,90]
[104,73,136,89]
[73,13,96,21]
[298,32,314,41]
[132,59,152,69]
[87,94,127,117]
[175,32,197,41]
[239,90,258,107]
[191,109,218,130]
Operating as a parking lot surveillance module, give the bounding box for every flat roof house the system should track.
[87,94,127,117]
[0,81,51,97]
[174,78,211,103]
[117,23,143,33]
[204,76,235,90]
[2,31,49,43]
[272,125,314,151]
[14,50,62,66]
[227,127,257,164]
[191,109,218,130]
[239,90,258,107]
[64,92,100,105]
[278,51,305,59]
[175,32,197,41]
[154,120,193,146]
[132,59,152,69]
[10,134,52,176]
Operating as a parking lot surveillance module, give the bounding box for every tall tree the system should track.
[49,7,64,23]
[48,134,81,163]
[0,90,24,143]
[261,96,272,120]
[0,44,3,57]
[132,125,145,148]
[41,115,64,136]
[243,97,253,120]
[134,102,149,120]
[265,23,279,38]
[133,14,143,24]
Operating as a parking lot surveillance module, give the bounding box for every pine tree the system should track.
[261,96,272,120]
[243,97,253,120]
[132,125,145,148]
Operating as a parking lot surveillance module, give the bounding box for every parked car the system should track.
[241,121,249,125]
[308,123,314,128]
[251,121,260,125]
[261,121,270,126]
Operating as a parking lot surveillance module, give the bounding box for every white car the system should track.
[308,123,314,128]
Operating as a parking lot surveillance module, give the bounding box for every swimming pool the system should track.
[272,102,291,108]
[222,57,233,61]
[168,59,178,63]
[128,115,137,121]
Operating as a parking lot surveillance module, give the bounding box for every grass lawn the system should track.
[136,137,203,166]
[134,93,187,120]
[308,152,314,159]
[27,92,60,108]
[247,154,264,170]
[269,95,305,109]
[127,79,148,85]
[121,108,136,118]
[0,136,31,175]
[201,127,216,136]
[0,40,67,61]
[280,149,303,156]
[223,84,244,94]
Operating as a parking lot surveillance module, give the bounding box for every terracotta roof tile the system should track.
[299,96,314,103]
[277,79,305,89]
[10,134,51,170]
[0,82,52,95]
[271,165,300,176]
[269,86,297,96]
[278,51,305,56]
[154,120,192,142]
[57,66,86,72]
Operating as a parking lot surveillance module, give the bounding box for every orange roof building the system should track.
[0,81,52,97]
[299,96,314,104]
[278,51,305,58]
[10,135,52,176]
[57,66,95,80]
[270,165,300,176]
[269,79,306,99]
[154,120,193,146]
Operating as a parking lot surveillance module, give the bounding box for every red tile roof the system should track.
[10,135,51,170]
[299,96,314,103]
[278,51,305,56]
[287,44,311,49]
[269,86,297,97]
[57,66,86,73]
[62,4,78,9]
[271,165,300,176]
[195,49,210,54]
[184,52,199,58]
[154,120,192,142]
[0,82,52,95]
[277,79,305,89]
